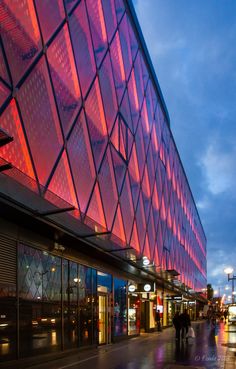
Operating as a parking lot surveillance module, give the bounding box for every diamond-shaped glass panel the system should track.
[17,56,63,186]
[47,150,79,209]
[0,99,35,179]
[85,78,108,172]
[102,0,117,43]
[67,110,96,214]
[86,0,108,67]
[69,0,96,98]
[47,24,81,136]
[98,147,118,230]
[99,52,117,135]
[35,0,65,43]
[0,0,42,85]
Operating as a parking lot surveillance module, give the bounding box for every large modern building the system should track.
[0,0,207,364]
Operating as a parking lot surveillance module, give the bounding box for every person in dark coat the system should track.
[155,309,162,331]
[173,311,182,340]
[180,309,191,339]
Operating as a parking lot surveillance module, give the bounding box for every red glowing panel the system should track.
[17,57,63,185]
[151,122,158,154]
[119,14,133,81]
[102,0,117,43]
[152,183,160,211]
[129,143,140,183]
[120,172,134,243]
[0,0,41,84]
[128,69,139,130]
[153,244,160,270]
[47,151,78,209]
[110,118,119,152]
[86,0,107,67]
[146,145,155,191]
[142,234,151,261]
[142,165,151,199]
[35,0,65,42]
[135,193,146,249]
[99,52,117,135]
[147,209,155,255]
[99,147,118,230]
[86,182,106,229]
[135,121,146,178]
[112,204,126,244]
[110,144,126,195]
[110,31,126,103]
[120,91,133,132]
[85,78,108,171]
[160,194,167,222]
[0,81,10,108]
[130,221,140,253]
[69,0,96,97]
[67,110,96,214]
[0,99,35,178]
[47,25,81,136]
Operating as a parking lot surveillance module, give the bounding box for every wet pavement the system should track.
[6,320,236,369]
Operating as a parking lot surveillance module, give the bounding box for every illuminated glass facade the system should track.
[0,0,206,362]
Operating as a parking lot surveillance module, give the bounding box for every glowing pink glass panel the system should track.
[17,57,63,186]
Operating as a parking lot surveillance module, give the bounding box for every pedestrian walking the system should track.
[173,311,182,340]
[155,309,162,331]
[180,309,191,339]
[223,310,228,323]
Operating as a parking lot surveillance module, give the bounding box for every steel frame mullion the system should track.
[0,36,13,88]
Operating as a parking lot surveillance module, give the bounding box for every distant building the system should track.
[0,0,206,364]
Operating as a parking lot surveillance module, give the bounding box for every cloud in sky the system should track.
[200,143,236,196]
[134,0,236,290]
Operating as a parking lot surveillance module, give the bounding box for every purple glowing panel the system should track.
[102,0,117,43]
[35,0,65,43]
[86,0,108,67]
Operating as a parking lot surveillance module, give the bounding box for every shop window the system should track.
[0,235,17,362]
[114,278,127,337]
[18,244,62,357]
[78,265,94,346]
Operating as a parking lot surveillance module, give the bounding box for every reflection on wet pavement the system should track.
[26,321,236,369]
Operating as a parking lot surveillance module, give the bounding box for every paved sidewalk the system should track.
[1,320,236,369]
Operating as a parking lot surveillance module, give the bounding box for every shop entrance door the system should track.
[98,293,110,344]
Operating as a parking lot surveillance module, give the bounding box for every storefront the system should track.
[0,230,155,363]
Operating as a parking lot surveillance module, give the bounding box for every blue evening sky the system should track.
[134,0,236,296]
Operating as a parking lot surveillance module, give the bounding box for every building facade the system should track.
[0,0,207,364]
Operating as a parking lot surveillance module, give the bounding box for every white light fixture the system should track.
[144,283,151,292]
[142,256,150,266]
[128,284,136,293]
[224,267,234,275]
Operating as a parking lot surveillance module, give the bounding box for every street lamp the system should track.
[224,267,236,303]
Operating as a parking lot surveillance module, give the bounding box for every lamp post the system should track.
[224,267,236,303]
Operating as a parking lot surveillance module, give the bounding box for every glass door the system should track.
[98,294,107,344]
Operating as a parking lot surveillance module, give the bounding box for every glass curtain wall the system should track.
[0,283,16,361]
[18,243,96,358]
[113,278,127,337]
[18,244,62,357]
